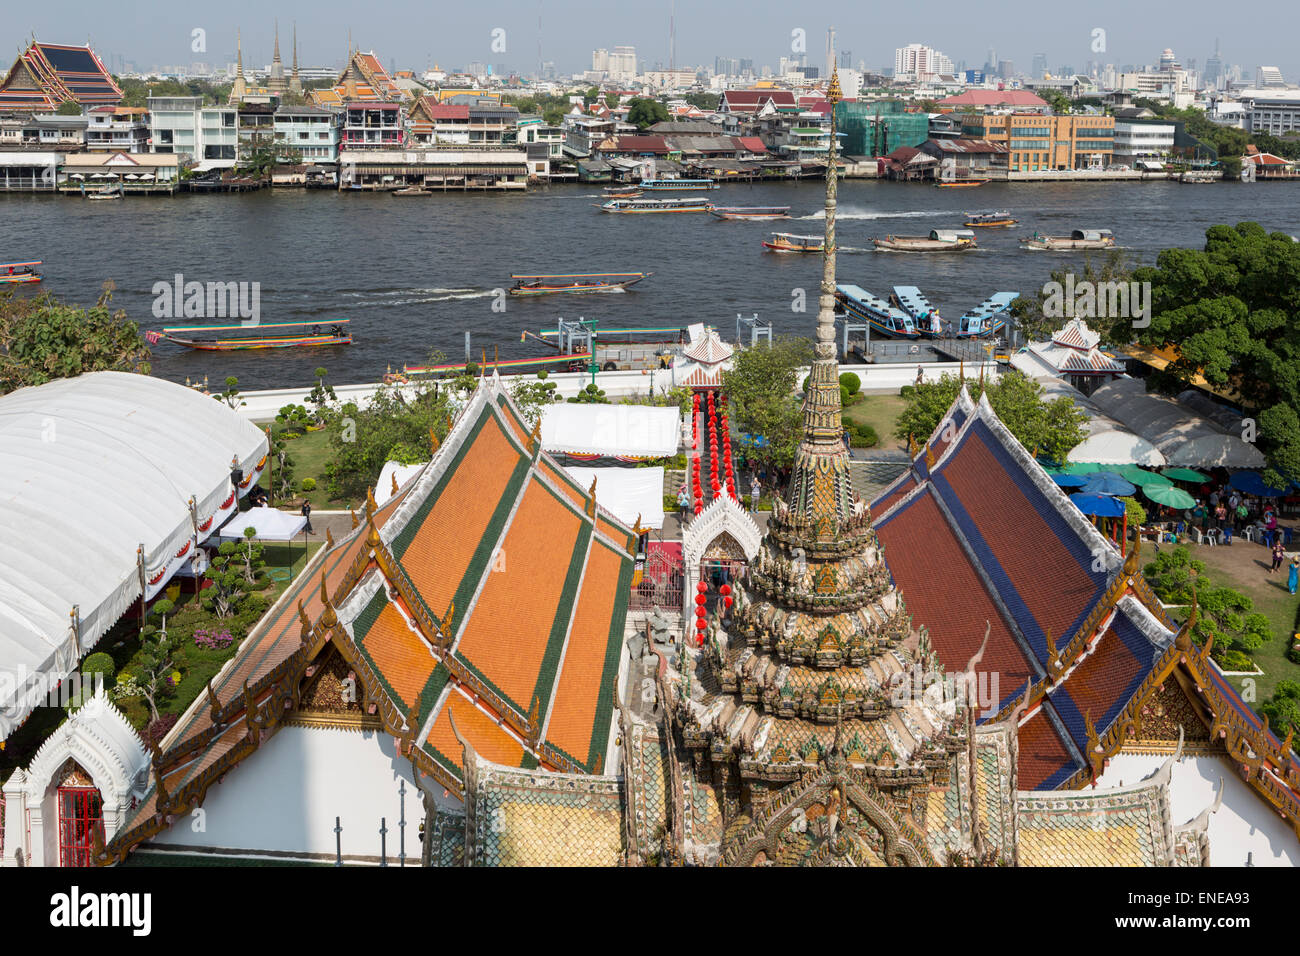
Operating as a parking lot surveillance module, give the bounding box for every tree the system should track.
[1040,89,1071,114]
[584,86,600,104]
[510,374,558,428]
[323,381,453,499]
[1262,680,1300,740]
[894,370,1087,463]
[568,383,609,404]
[721,336,814,469]
[55,100,82,115]
[204,541,250,618]
[683,92,720,111]
[1125,222,1300,487]
[0,282,150,395]
[604,93,619,110]
[216,376,245,410]
[239,527,264,586]
[136,600,177,723]
[1008,249,1136,344]
[626,97,670,130]
[1143,547,1273,659]
[306,366,336,425]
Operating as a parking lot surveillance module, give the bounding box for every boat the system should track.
[87,182,123,200]
[956,292,1018,337]
[537,324,690,371]
[405,351,593,378]
[603,184,642,196]
[964,210,1018,227]
[0,260,42,284]
[392,186,431,196]
[935,179,990,188]
[892,285,944,338]
[638,178,719,191]
[762,233,824,253]
[835,284,919,338]
[599,197,711,214]
[508,272,653,296]
[1020,229,1116,251]
[708,205,792,221]
[146,320,352,351]
[873,229,977,252]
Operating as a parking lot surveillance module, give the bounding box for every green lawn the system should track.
[259,427,360,511]
[843,392,908,452]
[1149,544,1300,704]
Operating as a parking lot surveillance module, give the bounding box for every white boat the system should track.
[1020,229,1115,251]
[873,229,977,252]
[87,183,123,200]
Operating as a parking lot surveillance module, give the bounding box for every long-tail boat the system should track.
[603,185,642,198]
[638,178,718,191]
[599,197,710,213]
[146,320,352,351]
[1020,228,1116,250]
[0,261,42,283]
[956,292,1018,337]
[873,229,977,252]
[404,351,592,377]
[964,210,1018,227]
[892,285,943,338]
[508,272,653,295]
[835,284,919,338]
[709,205,791,221]
[935,178,990,188]
[762,232,824,253]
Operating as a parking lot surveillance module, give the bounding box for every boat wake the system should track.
[800,209,942,221]
[342,287,497,306]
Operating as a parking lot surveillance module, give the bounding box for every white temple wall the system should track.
[1097,752,1300,866]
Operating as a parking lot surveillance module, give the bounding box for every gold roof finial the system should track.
[429,425,441,454]
[391,470,400,496]
[319,569,338,628]
[827,66,842,105]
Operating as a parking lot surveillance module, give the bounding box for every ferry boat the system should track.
[956,292,1018,337]
[835,284,919,338]
[709,205,792,221]
[762,233,824,253]
[508,272,652,296]
[1020,229,1115,251]
[0,260,42,283]
[873,229,977,252]
[935,179,990,188]
[892,286,943,337]
[146,320,352,351]
[638,178,719,191]
[964,210,1018,227]
[599,197,710,214]
[603,185,642,198]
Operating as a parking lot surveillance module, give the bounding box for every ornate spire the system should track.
[783,65,852,534]
[268,20,288,94]
[289,23,302,94]
[230,29,247,104]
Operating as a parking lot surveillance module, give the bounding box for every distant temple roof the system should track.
[0,41,121,111]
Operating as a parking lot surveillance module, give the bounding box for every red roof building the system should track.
[937,89,1049,111]
[0,41,121,112]
[720,89,798,114]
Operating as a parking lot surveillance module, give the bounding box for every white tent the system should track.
[540,404,680,458]
[1068,430,1166,466]
[215,507,308,542]
[375,460,427,507]
[564,466,666,529]
[0,372,268,739]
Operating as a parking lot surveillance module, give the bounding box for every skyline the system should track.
[5,0,1299,79]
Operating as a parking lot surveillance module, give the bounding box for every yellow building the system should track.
[960,113,1114,171]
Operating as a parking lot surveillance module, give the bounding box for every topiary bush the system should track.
[81,652,115,683]
[839,372,861,396]
[300,477,317,492]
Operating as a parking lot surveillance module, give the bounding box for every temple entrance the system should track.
[681,498,764,621]
[631,542,684,611]
[52,760,102,867]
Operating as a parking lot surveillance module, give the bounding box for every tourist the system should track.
[301,499,314,535]
[1214,502,1227,530]
[1209,489,1220,510]
[676,485,690,521]
[1271,538,1286,573]
[750,476,761,512]
[1290,556,1300,596]
[1236,499,1249,533]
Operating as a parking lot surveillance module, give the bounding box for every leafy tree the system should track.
[216,376,245,410]
[0,282,150,395]
[269,433,296,502]
[584,86,600,104]
[1143,546,1273,657]
[1009,249,1136,344]
[568,383,609,404]
[238,527,264,586]
[510,374,559,428]
[323,382,453,499]
[306,366,336,425]
[1124,222,1300,487]
[1262,680,1300,740]
[722,336,814,469]
[204,541,250,618]
[1040,89,1071,114]
[627,97,670,130]
[135,600,177,723]
[604,93,619,110]
[895,370,1087,463]
[682,92,720,111]
[55,100,82,115]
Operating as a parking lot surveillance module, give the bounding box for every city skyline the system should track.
[5,0,1298,80]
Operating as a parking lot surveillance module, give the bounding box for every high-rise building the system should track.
[1032,53,1048,78]
[1204,40,1224,89]
[998,60,1014,80]
[1257,66,1285,87]
[894,43,953,79]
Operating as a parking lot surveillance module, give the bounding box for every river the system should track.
[6,178,1300,390]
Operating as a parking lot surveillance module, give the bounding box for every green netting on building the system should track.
[834,101,931,157]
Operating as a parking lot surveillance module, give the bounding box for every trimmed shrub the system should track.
[839,372,861,396]
[81,652,115,683]
[300,477,317,492]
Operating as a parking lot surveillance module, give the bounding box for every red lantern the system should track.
[694,505,702,515]
[719,584,731,595]
[696,581,707,593]
[695,594,707,606]
[724,596,733,609]
[696,612,706,624]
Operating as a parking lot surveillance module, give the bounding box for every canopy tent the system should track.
[563,466,666,529]
[1144,484,1196,509]
[1087,378,1266,468]
[1081,473,1136,496]
[1048,472,1088,488]
[215,506,307,542]
[0,371,268,740]
[1163,467,1209,483]
[540,404,681,459]
[1069,492,1127,518]
[1228,471,1289,497]
[375,460,427,507]
[1066,429,1167,466]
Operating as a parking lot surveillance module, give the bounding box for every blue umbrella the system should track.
[1048,472,1089,488]
[1228,471,1287,497]
[1069,492,1127,518]
[1082,472,1136,496]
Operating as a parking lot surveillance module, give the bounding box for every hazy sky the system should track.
[9,0,1298,78]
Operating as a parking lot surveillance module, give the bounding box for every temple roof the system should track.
[0,41,122,111]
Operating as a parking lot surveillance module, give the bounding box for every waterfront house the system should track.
[918,137,1009,179]
[880,144,939,180]
[85,106,149,152]
[0,151,59,191]
[1242,144,1298,179]
[959,113,1114,172]
[0,112,86,151]
[408,98,470,144]
[273,105,341,164]
[0,41,121,112]
[59,150,181,193]
[338,146,528,190]
[1111,117,1175,167]
[147,96,238,171]
[342,101,404,150]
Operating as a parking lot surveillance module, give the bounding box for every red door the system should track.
[57,786,102,867]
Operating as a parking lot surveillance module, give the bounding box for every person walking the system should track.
[1271,538,1286,573]
[676,485,690,522]
[1290,556,1300,595]
[301,499,314,535]
[750,475,761,513]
